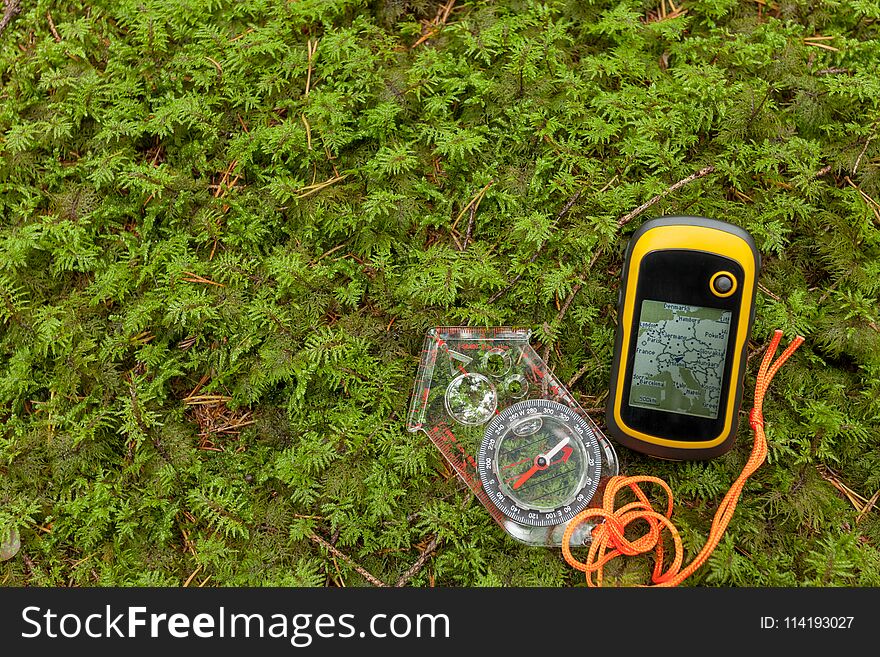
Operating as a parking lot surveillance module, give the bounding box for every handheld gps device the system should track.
[606,216,760,460]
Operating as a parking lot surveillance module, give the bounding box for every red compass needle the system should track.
[512,462,543,490]
[512,437,571,490]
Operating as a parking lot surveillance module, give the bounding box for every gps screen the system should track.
[628,300,732,419]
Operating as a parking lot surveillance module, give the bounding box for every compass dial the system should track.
[478,399,602,527]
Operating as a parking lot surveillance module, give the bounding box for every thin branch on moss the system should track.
[617,165,716,227]
[301,113,312,150]
[296,174,348,198]
[461,182,490,251]
[395,536,438,587]
[309,242,347,265]
[0,0,22,38]
[181,271,226,287]
[856,489,880,524]
[182,565,203,587]
[758,282,782,302]
[852,126,876,177]
[463,202,477,249]
[451,179,492,234]
[545,164,715,356]
[819,466,871,512]
[46,10,60,42]
[206,56,222,79]
[845,176,880,224]
[557,250,602,323]
[412,0,456,48]
[309,532,388,587]
[567,361,593,388]
[305,38,318,96]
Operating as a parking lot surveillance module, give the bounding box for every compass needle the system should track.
[512,464,541,490]
[544,436,571,460]
[511,436,570,489]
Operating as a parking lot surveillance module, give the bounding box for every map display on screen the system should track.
[629,300,732,419]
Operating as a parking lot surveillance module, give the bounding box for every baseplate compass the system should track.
[406,327,618,546]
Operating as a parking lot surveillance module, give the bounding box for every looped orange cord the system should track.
[563,330,805,587]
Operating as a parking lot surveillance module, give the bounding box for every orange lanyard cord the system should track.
[562,330,805,587]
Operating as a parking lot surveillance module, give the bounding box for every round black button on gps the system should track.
[709,271,737,297]
[714,275,732,293]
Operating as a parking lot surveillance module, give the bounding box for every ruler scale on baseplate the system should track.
[425,422,508,524]
[406,327,619,547]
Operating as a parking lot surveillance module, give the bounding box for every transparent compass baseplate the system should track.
[406,327,619,547]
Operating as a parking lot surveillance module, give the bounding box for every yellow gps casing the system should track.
[606,216,760,460]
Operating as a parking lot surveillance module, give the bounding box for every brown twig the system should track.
[852,126,876,177]
[845,176,880,224]
[489,190,582,303]
[296,174,348,198]
[395,536,439,587]
[46,10,61,42]
[460,182,492,250]
[747,341,766,363]
[308,532,388,587]
[856,489,880,525]
[411,29,438,48]
[0,0,22,38]
[617,165,716,227]
[543,166,712,358]
[178,336,198,350]
[230,28,254,42]
[648,0,687,22]
[309,242,347,265]
[437,0,456,23]
[567,360,593,389]
[301,113,312,150]
[213,159,239,198]
[757,282,782,302]
[542,283,583,364]
[818,466,872,515]
[462,202,478,251]
[803,35,839,52]
[69,552,96,570]
[411,0,456,48]
[305,39,318,96]
[181,271,226,287]
[451,180,492,233]
[206,56,222,78]
[556,251,602,323]
[180,526,197,556]
[183,565,203,588]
